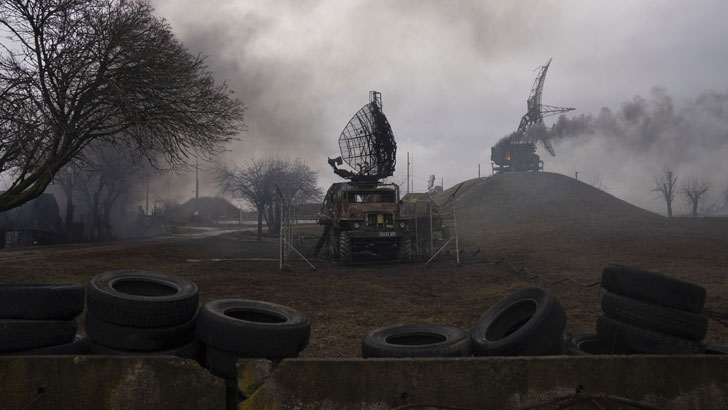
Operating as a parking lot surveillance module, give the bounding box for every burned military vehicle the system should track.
[491,58,574,174]
[313,91,413,264]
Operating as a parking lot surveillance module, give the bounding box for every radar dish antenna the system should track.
[331,91,397,181]
[516,58,574,156]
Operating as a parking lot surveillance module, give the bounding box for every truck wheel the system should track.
[0,283,85,320]
[361,323,471,358]
[601,264,705,313]
[471,287,566,356]
[87,270,199,328]
[398,237,411,262]
[196,299,310,358]
[339,231,352,265]
[596,314,704,354]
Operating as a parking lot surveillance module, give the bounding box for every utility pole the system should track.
[145,178,149,216]
[195,156,200,216]
[407,152,410,195]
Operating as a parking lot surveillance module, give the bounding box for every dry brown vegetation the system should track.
[1,172,726,357]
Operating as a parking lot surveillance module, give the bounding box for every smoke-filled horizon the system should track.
[144,0,728,216]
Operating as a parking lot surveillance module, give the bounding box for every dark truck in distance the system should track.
[490,141,543,174]
[317,181,413,264]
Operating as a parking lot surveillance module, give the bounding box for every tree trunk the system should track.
[692,200,698,218]
[666,200,673,218]
[256,206,263,242]
[65,198,75,239]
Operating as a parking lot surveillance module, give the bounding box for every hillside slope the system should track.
[435,172,724,254]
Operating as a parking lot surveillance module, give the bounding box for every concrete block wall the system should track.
[238,355,728,410]
[0,356,225,410]
[2,355,727,409]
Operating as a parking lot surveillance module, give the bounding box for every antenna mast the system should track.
[516,58,574,156]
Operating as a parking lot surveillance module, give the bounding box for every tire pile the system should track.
[568,264,708,355]
[196,299,311,379]
[85,270,201,358]
[0,283,88,355]
[362,287,567,358]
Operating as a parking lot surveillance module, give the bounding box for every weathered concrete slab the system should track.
[0,356,225,410]
[239,355,728,410]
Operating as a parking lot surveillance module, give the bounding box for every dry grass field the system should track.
[1,172,726,357]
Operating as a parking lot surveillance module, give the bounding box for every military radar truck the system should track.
[313,91,413,264]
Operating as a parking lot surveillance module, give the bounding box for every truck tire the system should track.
[88,338,201,359]
[85,311,197,351]
[0,319,77,352]
[601,292,707,340]
[0,283,85,320]
[87,270,198,327]
[471,287,566,356]
[398,237,411,262]
[196,299,310,358]
[362,323,471,358]
[565,333,632,355]
[339,231,352,265]
[601,264,705,313]
[204,345,247,380]
[2,334,89,355]
[596,314,704,354]
[705,344,728,354]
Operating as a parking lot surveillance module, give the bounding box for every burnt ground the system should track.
[1,172,727,358]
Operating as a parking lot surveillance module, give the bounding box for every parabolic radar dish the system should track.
[338,91,397,180]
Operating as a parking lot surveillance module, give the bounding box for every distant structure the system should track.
[491,58,574,174]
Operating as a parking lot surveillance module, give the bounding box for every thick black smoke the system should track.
[510,87,728,214]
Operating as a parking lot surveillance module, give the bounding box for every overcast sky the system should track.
[150,0,728,215]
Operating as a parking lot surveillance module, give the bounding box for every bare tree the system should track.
[53,163,80,239]
[216,157,322,241]
[681,176,710,218]
[652,165,678,218]
[589,174,608,192]
[75,147,144,240]
[0,0,245,212]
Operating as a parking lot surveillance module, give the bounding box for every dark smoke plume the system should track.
[497,87,728,164]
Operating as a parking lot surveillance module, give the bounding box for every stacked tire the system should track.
[196,299,311,380]
[571,264,707,355]
[471,287,567,356]
[85,270,201,358]
[361,323,471,358]
[0,283,88,355]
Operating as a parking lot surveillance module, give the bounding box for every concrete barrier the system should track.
[2,355,727,409]
[237,355,728,410]
[0,356,224,410]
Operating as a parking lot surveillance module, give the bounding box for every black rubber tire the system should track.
[88,338,201,359]
[204,345,247,379]
[705,344,728,354]
[361,323,471,358]
[1,334,90,355]
[0,319,77,352]
[601,264,706,313]
[339,231,352,265]
[87,270,199,327]
[601,291,707,340]
[0,283,85,320]
[196,299,310,358]
[471,287,566,356]
[596,314,704,354]
[565,333,634,355]
[398,237,412,262]
[85,311,197,351]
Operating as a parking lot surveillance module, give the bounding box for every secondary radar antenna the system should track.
[328,91,397,181]
[516,58,574,156]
